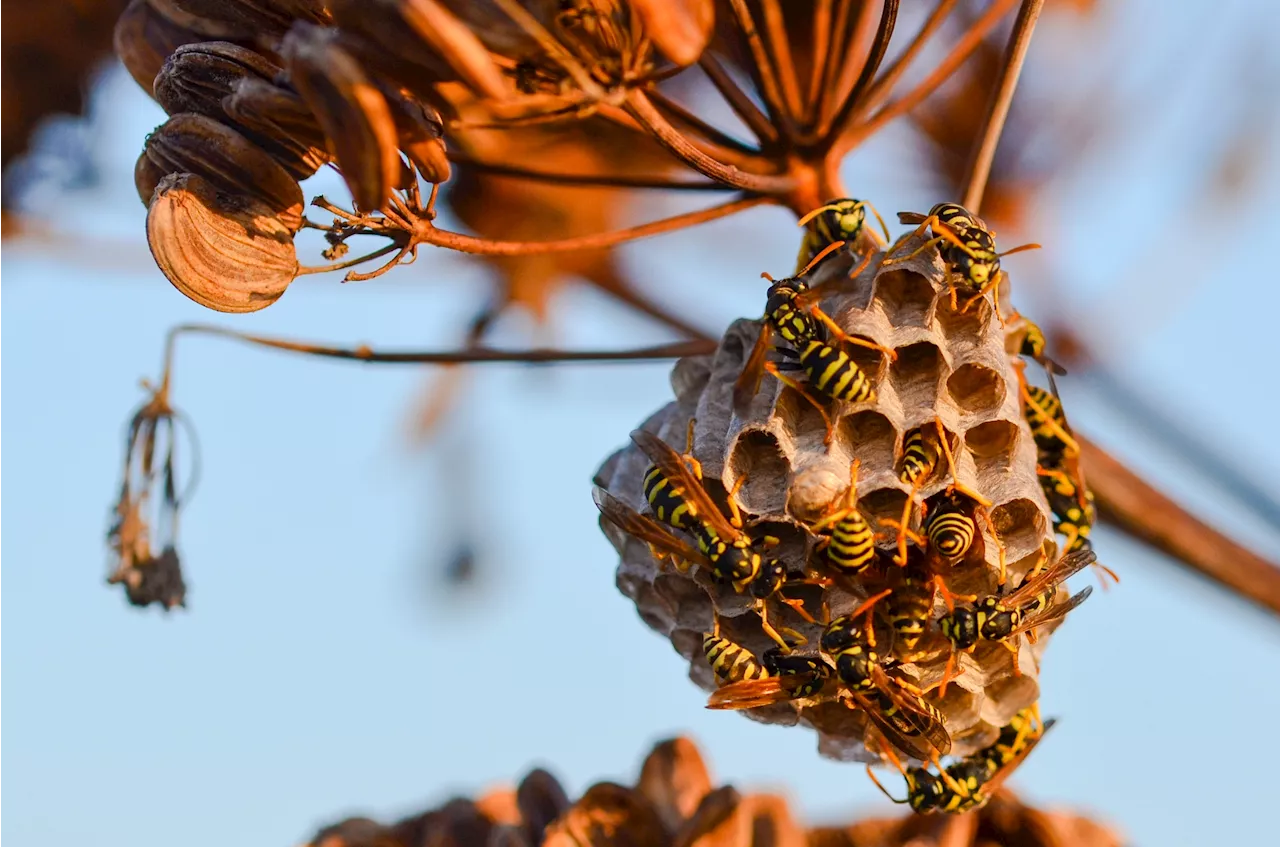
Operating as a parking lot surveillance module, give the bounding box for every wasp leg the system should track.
[725,472,747,529]
[681,417,703,480]
[758,603,793,651]
[765,361,836,445]
[1020,384,1081,456]
[931,575,976,613]
[1004,638,1022,676]
[933,418,992,507]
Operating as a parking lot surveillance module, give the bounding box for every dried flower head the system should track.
[107,379,196,610]
[304,736,1122,847]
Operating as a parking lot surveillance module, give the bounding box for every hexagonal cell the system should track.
[934,292,990,337]
[990,498,1049,562]
[774,383,833,448]
[965,419,1019,459]
[728,430,789,516]
[947,362,1006,413]
[843,342,889,390]
[858,486,909,528]
[787,463,847,522]
[873,269,937,327]
[900,423,959,489]
[836,409,896,470]
[889,342,943,409]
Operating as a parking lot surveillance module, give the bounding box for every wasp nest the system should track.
[595,238,1065,763]
[305,736,1122,847]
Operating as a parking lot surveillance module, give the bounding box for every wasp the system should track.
[936,549,1097,691]
[870,706,1055,813]
[884,203,1040,319]
[596,431,819,649]
[1038,458,1095,554]
[734,254,894,444]
[807,460,879,577]
[898,427,941,488]
[703,627,772,686]
[708,599,952,761]
[885,555,939,663]
[641,419,703,533]
[794,198,891,272]
[1022,383,1080,457]
[922,490,981,565]
[1016,316,1067,377]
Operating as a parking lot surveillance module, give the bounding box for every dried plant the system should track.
[303,736,1123,847]
[14,0,1263,837]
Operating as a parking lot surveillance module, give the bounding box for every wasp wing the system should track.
[1006,587,1093,639]
[1004,548,1097,610]
[706,674,823,711]
[872,668,953,757]
[593,486,709,568]
[978,719,1056,797]
[630,430,741,541]
[843,687,948,763]
[733,323,774,416]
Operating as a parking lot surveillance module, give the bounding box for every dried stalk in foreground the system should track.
[304,736,1123,847]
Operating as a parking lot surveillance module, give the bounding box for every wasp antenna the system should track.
[864,765,909,804]
[797,203,844,227]
[760,271,776,282]
[800,239,846,275]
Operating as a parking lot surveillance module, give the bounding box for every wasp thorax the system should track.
[597,228,1083,764]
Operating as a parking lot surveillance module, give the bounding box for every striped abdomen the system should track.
[642,465,695,531]
[825,509,876,574]
[1024,385,1070,453]
[924,508,976,561]
[704,633,769,685]
[983,707,1042,769]
[898,429,939,486]
[888,578,934,656]
[797,340,874,403]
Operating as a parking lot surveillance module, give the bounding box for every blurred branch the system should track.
[445,153,734,191]
[697,54,778,145]
[857,1,958,117]
[963,0,1045,212]
[163,325,718,369]
[726,0,800,139]
[624,92,795,192]
[1081,435,1280,618]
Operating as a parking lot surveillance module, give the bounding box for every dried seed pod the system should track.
[147,0,257,38]
[281,23,399,211]
[631,0,714,66]
[544,783,667,847]
[135,112,304,229]
[327,0,510,101]
[381,84,451,183]
[154,42,281,118]
[637,737,713,832]
[146,172,298,313]
[115,0,220,96]
[516,769,571,846]
[222,76,330,178]
[673,786,746,847]
[594,242,1060,763]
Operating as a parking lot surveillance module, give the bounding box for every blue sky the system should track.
[5,7,1280,845]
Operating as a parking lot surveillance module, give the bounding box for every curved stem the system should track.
[646,88,762,156]
[761,0,802,119]
[165,324,718,365]
[411,194,771,255]
[962,0,1045,213]
[697,54,779,145]
[1082,435,1280,619]
[836,0,1018,157]
[804,0,835,125]
[727,0,799,140]
[624,92,796,194]
[296,242,403,276]
[824,0,901,149]
[857,0,958,116]
[445,152,733,191]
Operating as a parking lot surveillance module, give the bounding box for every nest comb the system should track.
[594,237,1063,763]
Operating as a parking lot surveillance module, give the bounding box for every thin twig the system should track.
[412,194,771,255]
[296,242,403,276]
[697,54,779,145]
[813,0,856,131]
[1081,435,1280,619]
[837,0,1018,156]
[962,0,1045,212]
[165,324,718,365]
[761,0,803,119]
[444,152,733,191]
[624,92,796,193]
[825,0,901,148]
[821,0,882,136]
[646,88,762,156]
[804,0,835,126]
[857,0,958,116]
[727,0,799,140]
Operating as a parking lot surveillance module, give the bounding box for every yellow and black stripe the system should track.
[1023,384,1071,454]
[923,502,976,562]
[642,465,696,532]
[898,428,939,486]
[791,339,875,403]
[825,507,876,575]
[703,632,770,685]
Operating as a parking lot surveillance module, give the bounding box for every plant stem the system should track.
[962,0,1045,213]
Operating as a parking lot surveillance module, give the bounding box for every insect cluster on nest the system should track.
[595,200,1113,813]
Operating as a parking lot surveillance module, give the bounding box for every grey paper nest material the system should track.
[594,239,1060,763]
